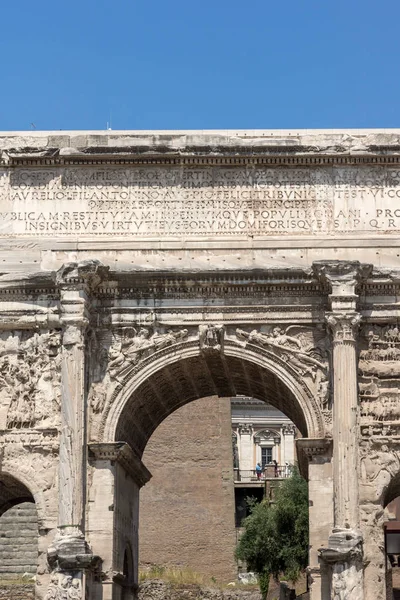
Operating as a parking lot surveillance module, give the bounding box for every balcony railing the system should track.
[234,466,292,482]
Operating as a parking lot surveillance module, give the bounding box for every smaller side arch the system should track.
[0,467,48,527]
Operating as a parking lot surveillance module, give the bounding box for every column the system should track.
[314,260,372,600]
[47,261,107,599]
[238,423,254,473]
[282,425,295,467]
[326,312,361,529]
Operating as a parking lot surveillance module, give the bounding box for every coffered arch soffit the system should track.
[100,340,325,456]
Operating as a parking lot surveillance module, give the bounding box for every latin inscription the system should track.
[0,165,400,237]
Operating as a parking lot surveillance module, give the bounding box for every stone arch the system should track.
[382,470,400,510]
[102,340,325,454]
[0,472,34,517]
[0,466,47,526]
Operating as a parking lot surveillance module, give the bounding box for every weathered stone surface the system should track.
[138,580,262,600]
[0,503,38,576]
[0,584,35,600]
[1,130,400,599]
[140,396,237,583]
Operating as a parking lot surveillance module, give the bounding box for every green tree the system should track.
[235,470,309,599]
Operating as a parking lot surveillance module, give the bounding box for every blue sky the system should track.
[1,0,399,131]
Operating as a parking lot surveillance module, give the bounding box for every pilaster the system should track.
[297,438,333,600]
[46,261,108,599]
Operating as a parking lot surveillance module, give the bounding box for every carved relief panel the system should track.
[359,324,400,428]
[0,330,61,430]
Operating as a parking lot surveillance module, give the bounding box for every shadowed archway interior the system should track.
[115,353,308,455]
[383,472,400,509]
[0,473,34,517]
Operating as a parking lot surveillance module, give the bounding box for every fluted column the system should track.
[314,260,372,600]
[326,313,361,529]
[58,285,89,533]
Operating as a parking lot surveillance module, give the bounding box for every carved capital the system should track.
[313,260,372,311]
[326,313,361,344]
[238,423,253,435]
[57,261,109,342]
[56,259,109,291]
[282,424,296,436]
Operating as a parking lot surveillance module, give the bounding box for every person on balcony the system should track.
[255,462,262,479]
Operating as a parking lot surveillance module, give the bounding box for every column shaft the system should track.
[331,333,359,529]
[59,312,87,530]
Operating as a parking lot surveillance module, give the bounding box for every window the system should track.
[261,447,272,468]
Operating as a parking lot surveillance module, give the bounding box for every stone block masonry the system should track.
[0,502,38,579]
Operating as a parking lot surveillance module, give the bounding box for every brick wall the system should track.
[139,396,237,583]
[0,502,38,580]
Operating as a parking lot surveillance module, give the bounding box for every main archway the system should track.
[102,341,325,456]
[89,339,328,598]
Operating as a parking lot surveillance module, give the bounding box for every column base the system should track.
[319,528,364,600]
[45,530,102,599]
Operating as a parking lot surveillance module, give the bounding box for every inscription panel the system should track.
[1,165,400,238]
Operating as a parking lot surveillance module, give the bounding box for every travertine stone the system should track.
[2,131,400,599]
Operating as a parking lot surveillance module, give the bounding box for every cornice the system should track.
[296,438,333,459]
[0,267,398,305]
[7,154,400,168]
[88,442,151,488]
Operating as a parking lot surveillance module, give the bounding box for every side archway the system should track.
[0,473,39,587]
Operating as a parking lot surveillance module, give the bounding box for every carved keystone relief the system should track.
[199,324,224,353]
[0,330,61,429]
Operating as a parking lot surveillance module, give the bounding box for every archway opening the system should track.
[114,352,313,458]
[0,473,38,594]
[111,351,314,595]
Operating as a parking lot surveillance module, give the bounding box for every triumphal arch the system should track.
[0,129,400,599]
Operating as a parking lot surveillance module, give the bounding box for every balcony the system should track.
[234,466,291,483]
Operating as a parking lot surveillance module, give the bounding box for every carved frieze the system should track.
[359,439,400,507]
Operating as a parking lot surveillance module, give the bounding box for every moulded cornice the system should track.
[88,442,151,488]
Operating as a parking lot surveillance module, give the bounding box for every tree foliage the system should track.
[235,469,309,599]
